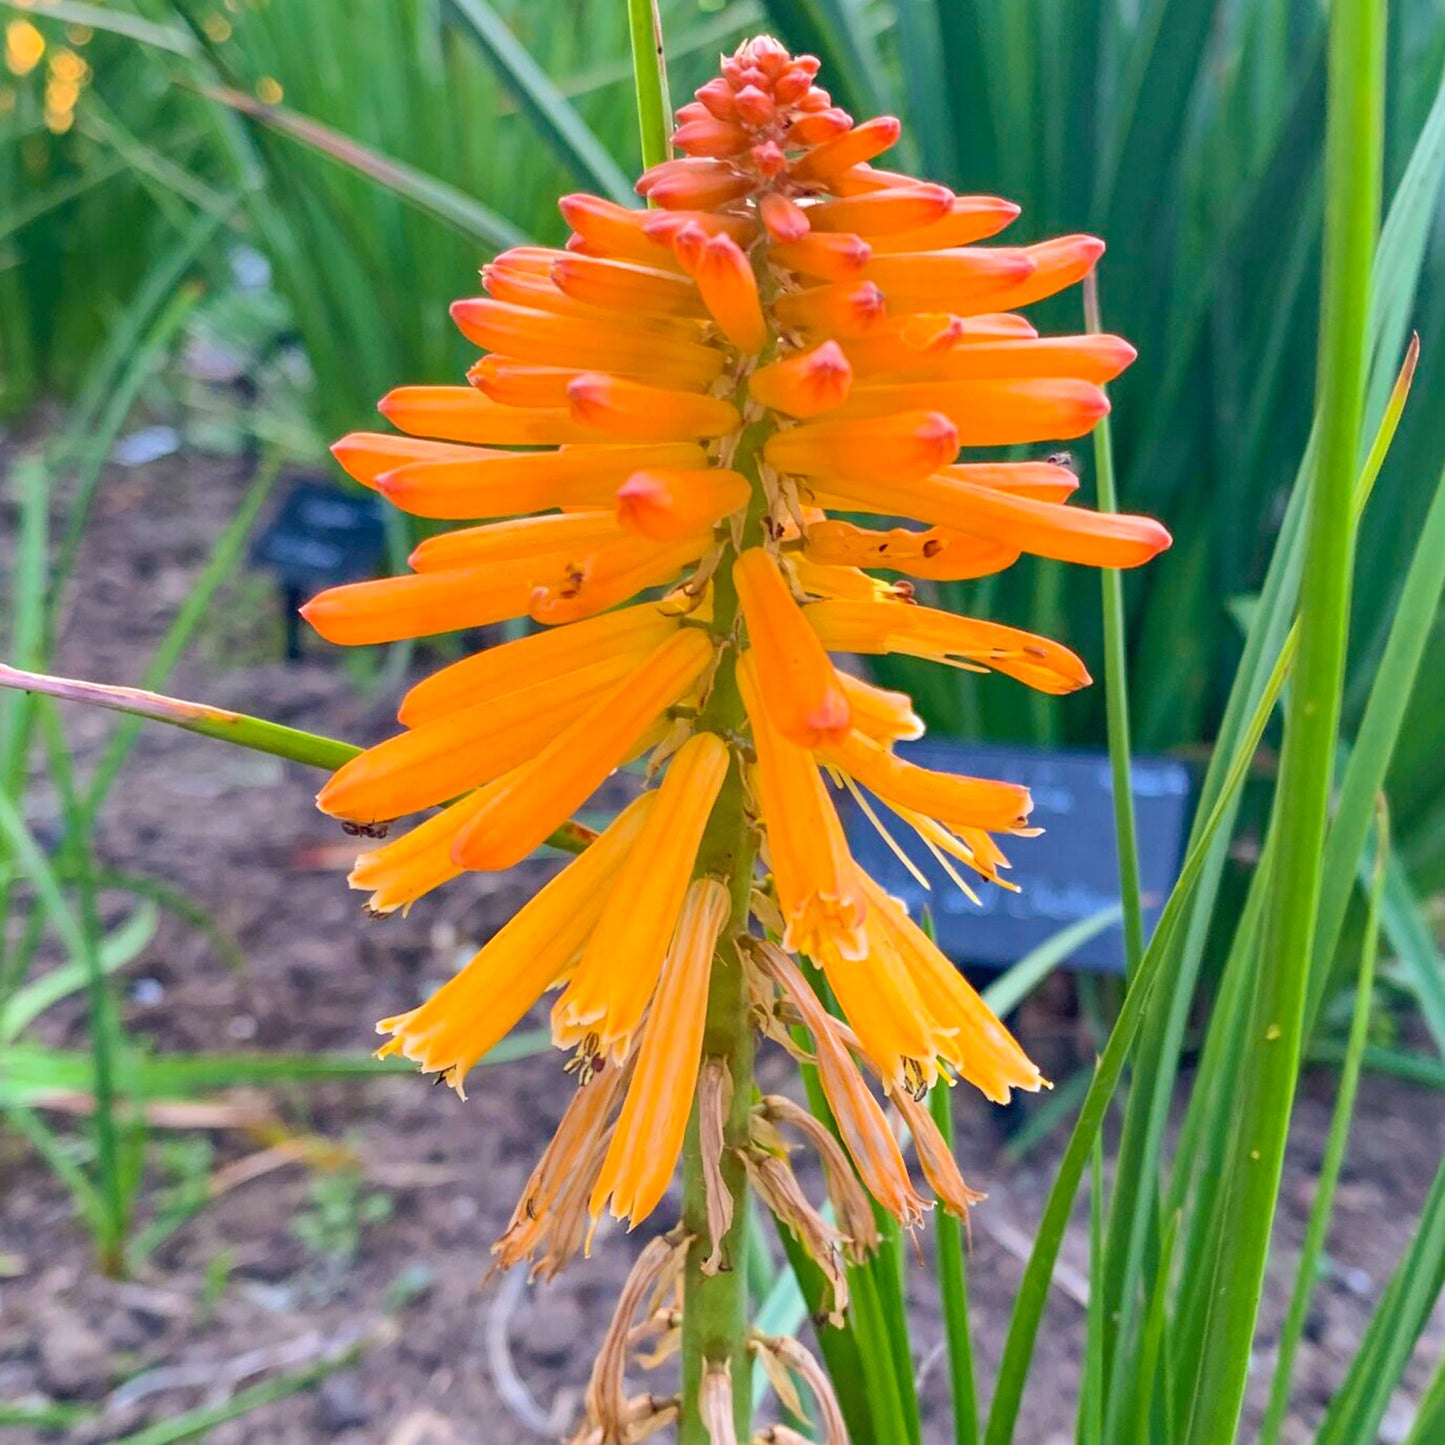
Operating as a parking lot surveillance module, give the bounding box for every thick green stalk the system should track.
[1178,0,1384,1435]
[679,439,766,1443]
[627,0,673,172]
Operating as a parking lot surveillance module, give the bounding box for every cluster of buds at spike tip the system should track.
[301,31,1170,1297]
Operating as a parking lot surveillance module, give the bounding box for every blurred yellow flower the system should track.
[5,19,44,77]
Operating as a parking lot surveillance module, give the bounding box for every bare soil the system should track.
[1,444,1442,1444]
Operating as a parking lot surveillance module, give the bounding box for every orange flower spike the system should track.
[809,183,955,235]
[377,442,708,521]
[449,629,715,871]
[378,386,607,446]
[398,603,679,727]
[791,114,902,179]
[615,468,751,542]
[567,373,742,441]
[768,232,873,282]
[737,654,867,960]
[734,547,852,748]
[590,877,731,1226]
[554,735,730,1063]
[763,409,958,484]
[684,231,768,354]
[759,191,810,242]
[750,341,853,417]
[865,196,1022,253]
[773,280,887,338]
[375,794,656,1091]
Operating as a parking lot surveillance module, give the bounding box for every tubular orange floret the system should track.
[773,281,888,337]
[449,298,724,385]
[566,372,743,440]
[859,247,1037,313]
[836,671,924,744]
[550,252,708,318]
[791,114,902,179]
[553,732,729,1064]
[820,465,1172,567]
[864,196,1023,253]
[406,511,623,573]
[691,231,768,353]
[764,409,958,483]
[615,468,751,541]
[769,231,873,281]
[831,376,1111,445]
[750,341,853,417]
[378,386,607,446]
[527,531,715,627]
[809,183,955,235]
[803,518,1020,582]
[331,432,483,490]
[805,596,1093,694]
[398,603,680,727]
[853,334,1138,386]
[449,629,715,871]
[300,567,534,647]
[376,441,708,520]
[734,547,852,749]
[978,235,1107,311]
[636,157,754,210]
[759,191,810,241]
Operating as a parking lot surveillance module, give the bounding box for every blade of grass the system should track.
[982,630,1294,1445]
[1260,799,1388,1445]
[930,1077,979,1445]
[1078,1133,1106,1445]
[1178,0,1385,1428]
[1312,1144,1445,1445]
[447,0,634,204]
[1401,1347,1445,1445]
[628,0,673,172]
[1082,271,1145,978]
[203,85,529,250]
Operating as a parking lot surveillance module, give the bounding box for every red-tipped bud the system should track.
[812,183,955,236]
[773,280,887,338]
[774,67,811,103]
[793,115,902,180]
[750,340,853,417]
[674,116,751,157]
[636,158,752,210]
[796,86,834,113]
[785,108,853,146]
[695,77,738,120]
[771,231,872,281]
[748,36,791,77]
[751,140,788,177]
[567,373,742,441]
[760,192,811,242]
[734,84,775,125]
[666,220,709,275]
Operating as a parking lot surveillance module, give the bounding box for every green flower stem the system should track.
[627,0,673,173]
[679,424,768,1444]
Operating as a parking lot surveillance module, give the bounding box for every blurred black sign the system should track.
[843,740,1192,973]
[250,478,388,657]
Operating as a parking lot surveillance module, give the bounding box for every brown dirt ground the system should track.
[1,443,1443,1444]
